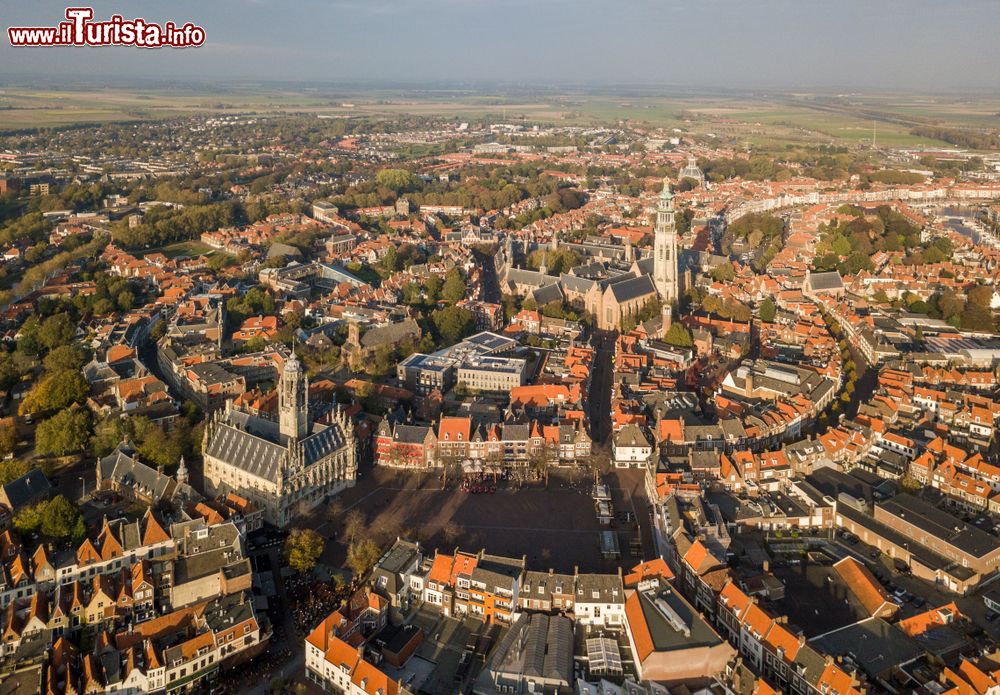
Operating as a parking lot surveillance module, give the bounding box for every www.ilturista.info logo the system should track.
[8,7,205,48]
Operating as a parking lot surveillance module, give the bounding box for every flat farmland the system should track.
[0,86,991,149]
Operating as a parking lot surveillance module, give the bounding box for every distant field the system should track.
[0,86,992,149]
[147,240,215,259]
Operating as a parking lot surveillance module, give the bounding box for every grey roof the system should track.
[83,359,119,385]
[359,318,420,349]
[576,573,624,604]
[522,614,573,684]
[805,270,845,292]
[204,409,348,483]
[373,539,421,596]
[809,617,921,677]
[173,547,248,585]
[532,282,564,306]
[608,274,656,304]
[1,469,51,511]
[790,644,829,689]
[393,424,432,445]
[502,423,530,442]
[559,272,598,294]
[188,361,241,386]
[99,446,175,501]
[879,493,1000,558]
[690,451,721,470]
[267,242,303,259]
[471,553,524,592]
[205,423,287,482]
[634,256,655,275]
[570,260,610,278]
[633,583,725,653]
[505,267,559,289]
[522,570,574,602]
[615,424,650,448]
[563,240,627,261]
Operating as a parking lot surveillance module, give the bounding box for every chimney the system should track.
[661,304,672,338]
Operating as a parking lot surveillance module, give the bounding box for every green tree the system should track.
[285,528,325,573]
[13,502,45,535]
[41,495,84,540]
[35,408,91,456]
[441,268,466,305]
[43,345,87,373]
[38,313,75,351]
[375,169,417,193]
[20,370,89,415]
[431,306,475,345]
[402,282,423,306]
[960,303,995,332]
[936,290,965,322]
[759,298,777,323]
[664,323,693,348]
[711,264,736,283]
[346,538,381,578]
[0,459,30,485]
[91,417,125,458]
[0,420,17,458]
[425,275,441,304]
[968,285,994,309]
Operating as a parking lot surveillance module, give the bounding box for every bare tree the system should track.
[441,521,461,547]
[370,515,403,546]
[343,509,365,545]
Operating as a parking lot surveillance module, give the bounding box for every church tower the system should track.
[279,352,309,442]
[653,177,679,305]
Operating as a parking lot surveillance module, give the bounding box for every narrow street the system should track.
[475,249,501,304]
[587,330,616,449]
[842,340,878,420]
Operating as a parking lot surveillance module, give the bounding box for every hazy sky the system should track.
[2,0,999,91]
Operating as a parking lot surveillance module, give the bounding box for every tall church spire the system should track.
[279,351,308,442]
[653,177,679,305]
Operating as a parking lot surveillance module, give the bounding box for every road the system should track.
[841,339,878,420]
[587,330,616,449]
[475,249,501,304]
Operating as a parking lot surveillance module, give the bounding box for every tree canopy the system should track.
[35,407,91,456]
[664,323,693,348]
[285,528,325,573]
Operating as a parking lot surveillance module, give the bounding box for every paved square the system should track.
[310,467,653,574]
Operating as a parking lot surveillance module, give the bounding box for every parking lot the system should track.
[307,466,654,575]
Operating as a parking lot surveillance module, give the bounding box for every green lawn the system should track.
[147,240,215,259]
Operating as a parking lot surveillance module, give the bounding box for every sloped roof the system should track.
[833,556,896,618]
[608,274,657,304]
[0,469,51,511]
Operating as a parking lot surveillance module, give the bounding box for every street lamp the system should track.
[79,476,86,502]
